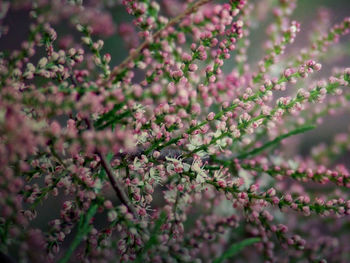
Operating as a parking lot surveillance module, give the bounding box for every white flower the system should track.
[147,167,163,185]
[164,188,177,203]
[288,159,299,170]
[191,160,207,183]
[213,169,225,180]
[133,157,142,170]
[136,131,148,145]
[93,178,102,193]
[186,135,208,157]
[165,156,190,175]
[213,129,222,138]
[186,134,203,151]
[216,138,227,149]
[108,210,118,222]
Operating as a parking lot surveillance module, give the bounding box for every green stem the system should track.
[58,204,98,263]
[236,124,315,159]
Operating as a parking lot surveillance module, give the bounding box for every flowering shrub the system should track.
[1,0,350,262]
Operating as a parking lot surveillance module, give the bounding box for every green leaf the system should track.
[213,237,261,263]
[58,203,98,263]
[237,124,315,159]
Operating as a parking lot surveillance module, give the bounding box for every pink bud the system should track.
[50,121,61,136]
[207,112,215,121]
[284,68,293,78]
[267,188,276,196]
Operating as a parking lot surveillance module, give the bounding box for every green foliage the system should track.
[58,203,98,263]
[237,124,315,159]
[135,211,167,262]
[213,237,261,263]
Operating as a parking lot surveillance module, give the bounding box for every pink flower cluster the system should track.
[1,0,350,262]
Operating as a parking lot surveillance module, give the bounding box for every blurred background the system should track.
[1,0,350,231]
[1,0,350,67]
[1,0,350,261]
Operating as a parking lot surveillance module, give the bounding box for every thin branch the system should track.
[84,118,138,218]
[98,151,138,217]
[109,0,212,80]
[49,144,67,168]
[72,50,138,217]
[236,124,316,159]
